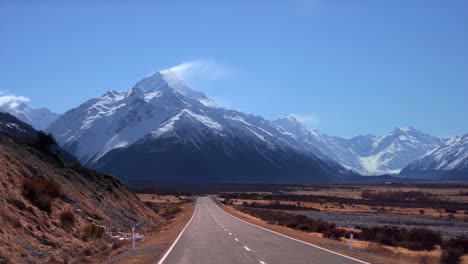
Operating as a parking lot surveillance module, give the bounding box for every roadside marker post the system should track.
[349,234,353,250]
[132,226,136,253]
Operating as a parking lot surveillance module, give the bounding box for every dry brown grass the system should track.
[227,196,468,218]
[137,194,188,203]
[0,133,163,263]
[107,203,195,264]
[292,186,468,203]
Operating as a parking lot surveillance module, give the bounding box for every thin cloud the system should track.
[161,59,232,83]
[0,91,30,109]
[289,113,319,127]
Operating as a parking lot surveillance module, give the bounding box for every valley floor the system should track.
[221,204,468,264]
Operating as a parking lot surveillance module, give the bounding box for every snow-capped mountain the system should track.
[0,102,60,130]
[273,116,444,175]
[400,133,468,179]
[0,111,37,139]
[47,70,350,183]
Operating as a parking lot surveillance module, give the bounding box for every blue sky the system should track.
[1,1,467,138]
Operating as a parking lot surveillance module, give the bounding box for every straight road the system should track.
[158,197,369,264]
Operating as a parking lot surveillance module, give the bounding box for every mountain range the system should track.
[1,69,467,181]
[273,116,445,175]
[45,71,350,183]
[0,102,59,130]
[400,133,468,179]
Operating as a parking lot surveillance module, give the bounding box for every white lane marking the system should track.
[210,198,370,264]
[259,261,266,264]
[224,229,228,231]
[229,232,232,236]
[157,199,199,264]
[235,238,239,242]
[244,246,250,251]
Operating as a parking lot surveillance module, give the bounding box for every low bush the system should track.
[22,178,61,214]
[441,235,468,264]
[361,190,434,202]
[34,131,56,151]
[240,201,320,211]
[161,206,182,220]
[220,192,465,212]
[144,201,160,214]
[60,210,75,229]
[356,226,442,251]
[237,206,346,240]
[82,223,105,240]
[441,247,464,264]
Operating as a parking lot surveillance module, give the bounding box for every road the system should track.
[158,197,369,264]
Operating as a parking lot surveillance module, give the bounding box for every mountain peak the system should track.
[133,70,217,107]
[395,126,416,133]
[274,115,305,129]
[273,115,315,137]
[0,101,59,130]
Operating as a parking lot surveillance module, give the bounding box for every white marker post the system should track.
[132,226,136,253]
[349,234,353,250]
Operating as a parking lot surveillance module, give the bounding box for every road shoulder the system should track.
[105,203,195,264]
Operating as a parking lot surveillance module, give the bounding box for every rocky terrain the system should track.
[0,131,162,263]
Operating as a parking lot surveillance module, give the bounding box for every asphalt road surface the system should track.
[158,197,369,264]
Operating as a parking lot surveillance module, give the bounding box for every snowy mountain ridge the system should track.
[272,116,445,175]
[400,133,468,179]
[47,69,348,183]
[0,102,60,130]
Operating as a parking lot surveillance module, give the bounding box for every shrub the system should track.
[219,192,465,212]
[22,178,61,214]
[441,235,468,264]
[82,224,105,240]
[419,209,425,215]
[243,201,320,211]
[405,228,442,251]
[144,201,160,214]
[361,190,434,201]
[445,208,457,214]
[60,210,75,229]
[34,131,56,150]
[356,226,442,251]
[237,206,345,240]
[441,247,464,264]
[161,206,182,220]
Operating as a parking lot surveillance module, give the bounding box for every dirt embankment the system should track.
[0,133,163,263]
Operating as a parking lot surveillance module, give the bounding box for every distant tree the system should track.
[35,131,56,150]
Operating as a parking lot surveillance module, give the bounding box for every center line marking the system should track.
[224,229,228,231]
[259,261,266,264]
[235,238,239,241]
[229,232,232,235]
[244,246,250,251]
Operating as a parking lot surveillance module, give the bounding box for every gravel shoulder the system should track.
[106,203,195,264]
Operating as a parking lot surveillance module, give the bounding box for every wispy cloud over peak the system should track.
[160,59,232,83]
[0,91,30,109]
[288,113,319,127]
